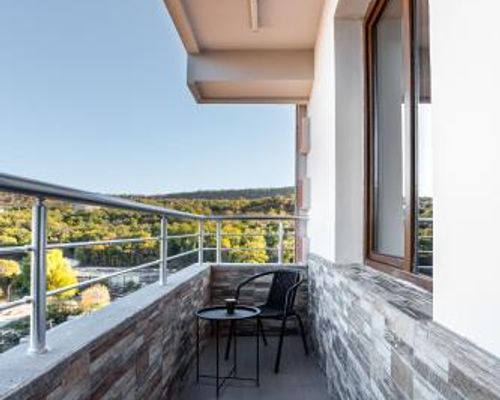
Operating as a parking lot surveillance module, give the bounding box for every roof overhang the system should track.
[163,0,324,104]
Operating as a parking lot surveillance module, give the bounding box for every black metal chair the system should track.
[224,269,308,373]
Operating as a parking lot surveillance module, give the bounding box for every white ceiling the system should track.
[182,0,325,51]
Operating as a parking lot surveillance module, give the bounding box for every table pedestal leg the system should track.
[196,318,200,382]
[233,320,237,375]
[256,317,260,387]
[216,320,220,397]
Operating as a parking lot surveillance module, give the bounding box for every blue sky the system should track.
[0,0,295,195]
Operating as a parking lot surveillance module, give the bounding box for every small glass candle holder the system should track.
[225,298,237,314]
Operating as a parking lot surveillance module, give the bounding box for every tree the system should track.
[46,250,78,299]
[17,250,78,299]
[222,223,269,264]
[80,284,111,313]
[0,259,21,301]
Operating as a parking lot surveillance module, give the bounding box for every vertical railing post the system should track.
[216,221,222,264]
[295,217,307,264]
[29,198,47,354]
[159,216,168,285]
[294,219,299,264]
[277,221,284,264]
[198,220,204,266]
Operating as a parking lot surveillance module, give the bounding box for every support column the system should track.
[198,220,204,266]
[159,216,168,285]
[277,222,284,264]
[295,105,309,263]
[216,221,222,264]
[29,198,48,354]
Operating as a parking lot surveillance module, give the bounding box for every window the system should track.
[365,0,432,288]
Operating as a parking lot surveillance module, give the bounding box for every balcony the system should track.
[1,175,499,400]
[0,174,323,399]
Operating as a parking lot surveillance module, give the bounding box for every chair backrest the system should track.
[265,270,301,312]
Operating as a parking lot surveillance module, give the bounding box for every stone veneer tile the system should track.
[414,374,445,400]
[414,324,450,381]
[449,363,499,400]
[391,349,414,398]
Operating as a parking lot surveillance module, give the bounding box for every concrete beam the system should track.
[187,50,314,104]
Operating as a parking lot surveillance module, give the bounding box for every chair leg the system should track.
[296,314,309,356]
[258,317,268,346]
[274,316,287,373]
[224,320,234,360]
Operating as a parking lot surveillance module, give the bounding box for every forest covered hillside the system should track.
[0,187,297,268]
[0,187,294,206]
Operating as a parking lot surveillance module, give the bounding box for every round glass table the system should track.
[195,306,261,397]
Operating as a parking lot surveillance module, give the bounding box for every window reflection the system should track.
[373,0,406,257]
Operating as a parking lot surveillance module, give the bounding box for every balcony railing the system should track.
[0,173,305,355]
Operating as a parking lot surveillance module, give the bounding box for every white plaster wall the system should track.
[308,0,368,263]
[307,0,337,260]
[431,0,500,357]
[333,20,364,264]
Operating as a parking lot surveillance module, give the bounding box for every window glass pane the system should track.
[373,0,405,257]
[415,0,433,275]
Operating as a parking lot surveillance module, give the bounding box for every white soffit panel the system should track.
[181,0,325,51]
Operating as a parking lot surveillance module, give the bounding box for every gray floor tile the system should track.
[180,336,330,400]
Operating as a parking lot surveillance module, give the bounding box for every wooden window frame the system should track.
[364,0,432,291]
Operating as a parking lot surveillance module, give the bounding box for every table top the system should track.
[195,306,261,321]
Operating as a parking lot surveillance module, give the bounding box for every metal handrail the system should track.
[0,173,203,220]
[217,233,273,237]
[0,297,31,312]
[218,247,295,252]
[167,233,200,239]
[0,173,306,355]
[165,248,199,262]
[221,247,276,252]
[204,231,294,236]
[0,245,33,255]
[207,215,306,221]
[47,237,160,250]
[47,259,161,297]
[214,232,294,238]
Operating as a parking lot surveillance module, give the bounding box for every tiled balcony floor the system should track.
[181,335,330,400]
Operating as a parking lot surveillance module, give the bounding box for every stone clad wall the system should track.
[308,253,500,400]
[0,265,211,400]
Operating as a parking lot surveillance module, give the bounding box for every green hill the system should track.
[147,186,295,200]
